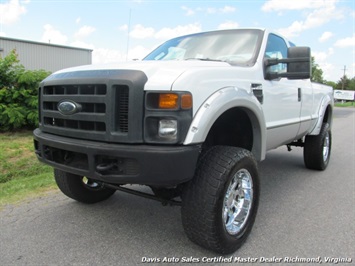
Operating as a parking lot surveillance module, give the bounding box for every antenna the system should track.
[126,9,132,61]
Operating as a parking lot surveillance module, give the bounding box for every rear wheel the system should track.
[181,146,259,254]
[54,169,116,204]
[304,123,331,170]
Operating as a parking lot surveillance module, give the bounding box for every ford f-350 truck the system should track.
[34,28,333,254]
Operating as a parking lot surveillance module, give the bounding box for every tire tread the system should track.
[54,169,115,204]
[181,146,259,254]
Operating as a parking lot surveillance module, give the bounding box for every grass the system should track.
[0,131,56,208]
[335,101,355,107]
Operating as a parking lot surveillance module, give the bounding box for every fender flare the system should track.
[309,94,333,135]
[183,87,267,161]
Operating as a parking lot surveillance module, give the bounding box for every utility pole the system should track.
[341,65,347,90]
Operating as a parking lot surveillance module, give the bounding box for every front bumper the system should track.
[34,129,201,186]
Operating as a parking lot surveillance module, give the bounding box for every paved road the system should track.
[1,108,354,266]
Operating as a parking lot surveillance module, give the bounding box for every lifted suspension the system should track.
[103,183,182,206]
[286,139,304,151]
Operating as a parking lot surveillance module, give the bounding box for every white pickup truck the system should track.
[34,28,333,254]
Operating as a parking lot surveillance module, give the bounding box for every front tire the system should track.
[54,169,116,204]
[304,122,331,170]
[181,146,259,254]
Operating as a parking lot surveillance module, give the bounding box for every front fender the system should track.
[183,87,267,161]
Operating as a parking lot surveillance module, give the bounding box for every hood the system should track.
[49,60,230,90]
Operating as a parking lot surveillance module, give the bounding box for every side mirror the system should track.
[287,47,311,79]
[265,46,311,80]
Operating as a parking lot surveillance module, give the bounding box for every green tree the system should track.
[0,50,24,87]
[336,75,350,90]
[311,57,324,83]
[346,77,355,91]
[0,50,50,131]
[325,80,336,90]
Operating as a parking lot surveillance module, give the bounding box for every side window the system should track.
[265,34,288,74]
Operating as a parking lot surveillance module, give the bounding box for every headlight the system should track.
[159,119,178,139]
[144,92,193,144]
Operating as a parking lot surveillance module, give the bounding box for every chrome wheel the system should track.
[323,132,330,162]
[223,169,253,235]
[54,169,116,204]
[82,177,101,189]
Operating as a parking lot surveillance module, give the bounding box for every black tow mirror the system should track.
[265,46,311,80]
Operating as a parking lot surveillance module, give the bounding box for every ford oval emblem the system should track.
[57,100,81,115]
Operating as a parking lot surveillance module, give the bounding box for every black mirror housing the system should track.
[287,46,311,80]
[265,46,311,80]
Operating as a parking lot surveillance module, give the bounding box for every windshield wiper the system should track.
[184,58,224,62]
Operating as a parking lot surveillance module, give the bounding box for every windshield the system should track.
[143,29,264,66]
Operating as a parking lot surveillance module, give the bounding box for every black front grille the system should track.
[42,84,110,133]
[115,85,129,133]
[39,69,147,143]
[41,83,130,141]
[44,84,107,95]
[43,117,106,131]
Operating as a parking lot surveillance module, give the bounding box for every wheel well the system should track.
[323,105,332,124]
[203,108,253,152]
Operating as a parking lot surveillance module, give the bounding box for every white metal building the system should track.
[0,37,92,73]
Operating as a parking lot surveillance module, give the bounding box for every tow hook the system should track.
[96,163,117,172]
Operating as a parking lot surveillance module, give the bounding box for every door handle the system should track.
[298,88,302,102]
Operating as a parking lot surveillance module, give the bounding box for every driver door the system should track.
[261,34,302,150]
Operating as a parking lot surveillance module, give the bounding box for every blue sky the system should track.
[0,0,354,82]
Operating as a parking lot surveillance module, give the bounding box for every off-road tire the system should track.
[304,122,331,170]
[181,146,260,254]
[54,169,116,204]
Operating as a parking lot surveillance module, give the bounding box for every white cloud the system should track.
[129,24,155,39]
[119,24,128,31]
[74,25,96,39]
[218,21,239,30]
[312,48,336,80]
[120,23,203,41]
[275,2,343,38]
[128,45,151,60]
[319,31,333,42]
[328,47,334,55]
[92,48,125,64]
[91,45,151,64]
[154,23,201,40]
[206,7,217,14]
[182,5,236,16]
[334,35,355,47]
[220,6,236,13]
[70,41,94,50]
[276,21,303,38]
[0,0,27,24]
[40,24,68,45]
[181,6,195,16]
[318,62,334,80]
[0,31,6,37]
[262,0,338,12]
[313,51,328,62]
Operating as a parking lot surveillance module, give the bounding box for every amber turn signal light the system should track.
[159,93,179,109]
[181,94,192,109]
